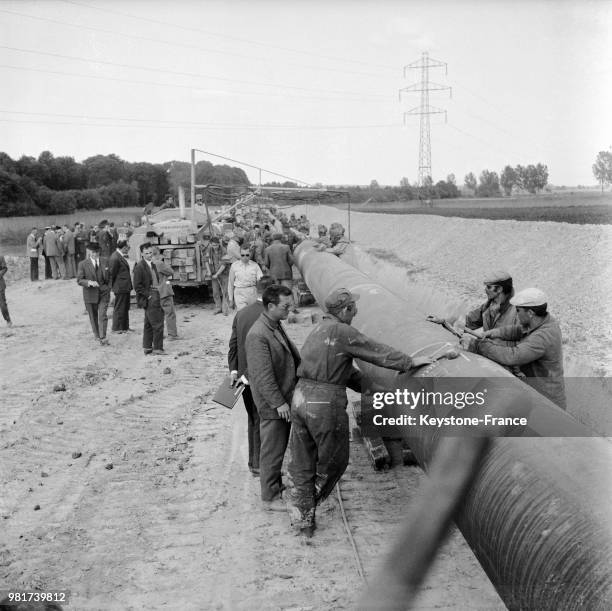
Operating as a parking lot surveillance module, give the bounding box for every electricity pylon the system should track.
[400,52,451,188]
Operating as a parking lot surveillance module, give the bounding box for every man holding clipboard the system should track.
[227,275,276,476]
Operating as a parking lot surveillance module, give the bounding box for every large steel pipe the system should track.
[294,240,612,611]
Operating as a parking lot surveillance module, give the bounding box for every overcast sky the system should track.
[1,0,610,187]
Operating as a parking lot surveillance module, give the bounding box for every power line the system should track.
[193,148,312,186]
[449,92,557,158]
[0,64,390,104]
[0,116,398,132]
[0,45,389,100]
[446,123,538,162]
[0,7,389,80]
[63,0,398,73]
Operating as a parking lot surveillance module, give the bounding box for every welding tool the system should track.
[426,315,463,338]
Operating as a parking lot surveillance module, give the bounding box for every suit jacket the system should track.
[245,312,300,419]
[133,258,159,308]
[228,300,264,377]
[43,230,60,257]
[155,260,174,298]
[76,258,110,304]
[108,250,133,294]
[97,230,113,259]
[62,229,75,255]
[264,242,294,281]
[26,234,41,258]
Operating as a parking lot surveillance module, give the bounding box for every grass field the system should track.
[0,207,143,255]
[347,192,612,224]
[353,203,612,224]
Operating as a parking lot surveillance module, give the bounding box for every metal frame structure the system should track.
[400,52,452,188]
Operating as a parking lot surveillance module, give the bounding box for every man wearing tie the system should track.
[76,242,110,346]
[133,242,165,355]
[108,239,133,333]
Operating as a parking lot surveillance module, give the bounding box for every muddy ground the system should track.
[0,273,506,610]
[1,208,610,610]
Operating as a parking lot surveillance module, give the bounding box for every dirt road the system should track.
[0,276,504,610]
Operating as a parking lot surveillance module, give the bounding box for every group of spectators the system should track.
[204,209,348,316]
[2,203,569,542]
[25,220,135,282]
[75,238,176,353]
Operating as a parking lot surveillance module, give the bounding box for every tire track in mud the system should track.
[63,353,230,609]
[1,311,233,609]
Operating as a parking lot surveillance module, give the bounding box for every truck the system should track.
[129,187,257,289]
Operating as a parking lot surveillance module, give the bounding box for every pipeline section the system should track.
[293,240,612,611]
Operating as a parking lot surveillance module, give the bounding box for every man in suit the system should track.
[26,227,41,282]
[61,224,76,279]
[74,222,88,266]
[43,226,62,279]
[151,246,178,340]
[97,220,114,263]
[228,275,276,477]
[41,226,53,279]
[108,239,133,333]
[264,233,294,289]
[54,226,67,279]
[245,285,300,511]
[76,243,110,345]
[133,242,165,355]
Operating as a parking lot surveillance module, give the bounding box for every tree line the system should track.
[0,151,249,217]
[8,147,598,217]
[343,162,550,204]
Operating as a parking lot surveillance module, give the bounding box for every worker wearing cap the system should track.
[322,224,350,257]
[430,271,520,372]
[315,224,331,248]
[474,287,566,409]
[287,288,433,534]
[464,271,519,339]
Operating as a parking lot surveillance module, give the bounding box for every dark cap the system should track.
[86,242,100,252]
[324,288,360,312]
